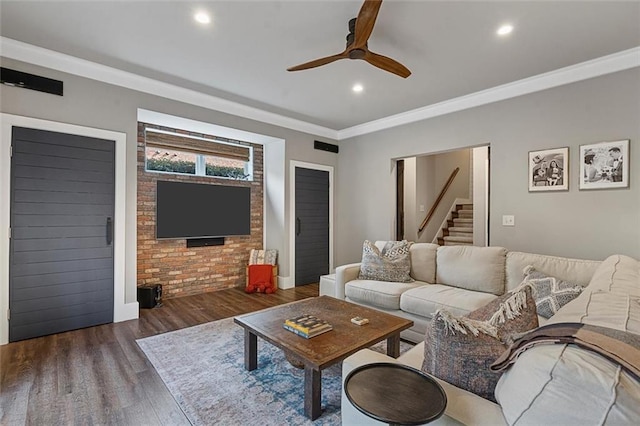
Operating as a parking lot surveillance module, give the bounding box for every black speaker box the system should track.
[0,67,64,96]
[138,285,162,309]
[186,237,225,247]
[314,140,339,154]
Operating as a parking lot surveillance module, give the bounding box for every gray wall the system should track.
[336,69,640,264]
[415,155,435,241]
[0,57,338,302]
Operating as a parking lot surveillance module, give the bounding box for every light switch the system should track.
[502,215,515,226]
[419,205,425,212]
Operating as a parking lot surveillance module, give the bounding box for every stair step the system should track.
[448,230,472,237]
[457,211,473,218]
[444,235,473,243]
[453,217,473,223]
[443,240,474,246]
[452,218,473,226]
[448,227,472,233]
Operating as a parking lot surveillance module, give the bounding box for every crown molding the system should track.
[0,37,338,140]
[2,37,638,141]
[337,46,640,140]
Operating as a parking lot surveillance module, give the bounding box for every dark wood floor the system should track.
[0,284,319,425]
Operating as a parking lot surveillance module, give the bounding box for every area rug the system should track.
[136,317,413,425]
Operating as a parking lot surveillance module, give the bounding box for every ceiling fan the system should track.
[287,0,411,78]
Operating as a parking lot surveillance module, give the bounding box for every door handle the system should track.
[106,217,113,245]
[296,217,301,236]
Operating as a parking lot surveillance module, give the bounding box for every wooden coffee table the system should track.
[233,296,413,420]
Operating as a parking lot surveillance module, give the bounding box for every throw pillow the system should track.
[249,249,278,265]
[519,265,584,319]
[422,286,538,402]
[358,240,413,283]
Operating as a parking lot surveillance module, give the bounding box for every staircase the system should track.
[437,203,473,246]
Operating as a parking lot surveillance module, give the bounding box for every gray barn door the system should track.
[9,127,115,342]
[294,167,329,286]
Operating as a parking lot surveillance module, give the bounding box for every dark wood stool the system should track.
[344,362,447,425]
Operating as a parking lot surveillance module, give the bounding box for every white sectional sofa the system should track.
[336,243,640,425]
[334,242,600,342]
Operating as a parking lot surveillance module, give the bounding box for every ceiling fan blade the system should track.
[353,0,383,48]
[363,50,411,78]
[287,52,348,72]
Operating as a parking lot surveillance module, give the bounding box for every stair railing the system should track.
[418,167,460,234]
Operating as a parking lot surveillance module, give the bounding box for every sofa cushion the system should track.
[498,343,640,425]
[436,246,507,295]
[409,243,439,283]
[495,254,640,425]
[505,251,600,291]
[520,265,584,319]
[400,284,497,319]
[422,286,538,402]
[345,279,426,310]
[358,240,413,283]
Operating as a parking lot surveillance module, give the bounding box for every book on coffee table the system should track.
[283,314,333,338]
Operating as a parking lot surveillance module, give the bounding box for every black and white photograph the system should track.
[528,147,569,192]
[579,140,629,190]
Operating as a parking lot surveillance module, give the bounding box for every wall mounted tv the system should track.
[156,180,251,239]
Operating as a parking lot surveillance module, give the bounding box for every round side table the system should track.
[344,362,447,425]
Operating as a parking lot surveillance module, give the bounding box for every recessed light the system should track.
[497,24,513,36]
[352,83,364,93]
[194,11,211,25]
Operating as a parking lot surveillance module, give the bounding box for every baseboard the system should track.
[278,276,294,290]
[115,302,139,322]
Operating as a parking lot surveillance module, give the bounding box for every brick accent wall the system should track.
[137,122,263,298]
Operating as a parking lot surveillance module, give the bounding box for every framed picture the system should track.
[528,147,569,192]
[579,140,629,190]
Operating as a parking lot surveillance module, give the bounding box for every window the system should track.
[205,154,249,180]
[144,128,252,180]
[145,147,196,174]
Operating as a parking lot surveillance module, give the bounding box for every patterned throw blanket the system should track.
[490,322,640,381]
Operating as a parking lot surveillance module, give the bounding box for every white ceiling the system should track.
[1,1,639,132]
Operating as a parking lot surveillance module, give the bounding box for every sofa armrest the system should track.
[343,348,399,376]
[342,347,505,426]
[341,349,402,426]
[334,262,361,300]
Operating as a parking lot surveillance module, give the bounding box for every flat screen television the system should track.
[156,180,251,239]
